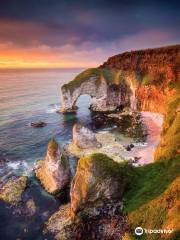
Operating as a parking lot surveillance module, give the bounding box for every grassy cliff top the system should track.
[78,153,134,183]
[62,67,117,93]
[61,45,179,93]
[103,44,180,71]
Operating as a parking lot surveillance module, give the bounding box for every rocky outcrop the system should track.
[46,153,133,239]
[35,139,71,194]
[72,123,101,149]
[0,176,27,205]
[31,121,46,127]
[70,153,132,215]
[60,45,180,114]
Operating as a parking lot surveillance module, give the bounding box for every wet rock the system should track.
[58,106,78,114]
[125,144,134,151]
[72,123,101,149]
[46,202,127,240]
[0,176,27,205]
[31,121,46,128]
[35,139,71,194]
[134,156,141,163]
[126,145,131,151]
[130,143,134,148]
[45,203,72,240]
[25,199,36,216]
[128,157,141,165]
[0,156,7,167]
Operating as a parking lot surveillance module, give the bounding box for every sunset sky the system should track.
[0,0,179,68]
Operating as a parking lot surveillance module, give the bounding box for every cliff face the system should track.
[35,139,71,194]
[154,92,180,161]
[70,153,131,215]
[60,69,136,112]
[60,45,180,114]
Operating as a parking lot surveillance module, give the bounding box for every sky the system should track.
[0,0,179,68]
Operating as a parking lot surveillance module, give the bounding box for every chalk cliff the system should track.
[35,139,71,194]
[60,45,179,114]
[72,123,101,149]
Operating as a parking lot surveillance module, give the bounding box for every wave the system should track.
[0,160,33,177]
[46,103,60,113]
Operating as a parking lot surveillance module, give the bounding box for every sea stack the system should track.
[35,139,71,194]
[72,123,101,149]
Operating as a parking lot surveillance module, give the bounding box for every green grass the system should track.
[123,156,180,213]
[62,67,124,93]
[79,153,135,187]
[122,157,180,240]
[125,173,180,240]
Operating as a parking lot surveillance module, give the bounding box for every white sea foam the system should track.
[133,142,148,147]
[46,104,60,113]
[7,161,22,170]
[6,160,32,176]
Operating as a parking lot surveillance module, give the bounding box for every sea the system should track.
[0,68,94,240]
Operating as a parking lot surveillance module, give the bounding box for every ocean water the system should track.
[0,68,94,240]
[0,68,95,175]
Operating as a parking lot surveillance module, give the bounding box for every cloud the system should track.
[0,1,179,68]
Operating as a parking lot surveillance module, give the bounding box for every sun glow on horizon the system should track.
[0,59,95,69]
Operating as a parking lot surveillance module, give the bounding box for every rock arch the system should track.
[60,68,138,113]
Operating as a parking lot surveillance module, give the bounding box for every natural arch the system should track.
[59,68,139,113]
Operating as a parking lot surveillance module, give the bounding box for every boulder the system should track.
[35,139,71,194]
[0,176,27,205]
[31,121,46,127]
[72,123,101,149]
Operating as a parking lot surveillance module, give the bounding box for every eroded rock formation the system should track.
[60,45,180,114]
[35,139,71,194]
[70,153,132,215]
[72,123,101,149]
[60,69,137,113]
[0,176,27,205]
[46,153,133,239]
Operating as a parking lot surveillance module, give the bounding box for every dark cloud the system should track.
[0,0,179,67]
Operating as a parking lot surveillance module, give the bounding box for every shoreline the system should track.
[122,111,164,165]
[67,111,164,166]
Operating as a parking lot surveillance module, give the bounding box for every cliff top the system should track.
[102,44,180,71]
[61,44,180,94]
